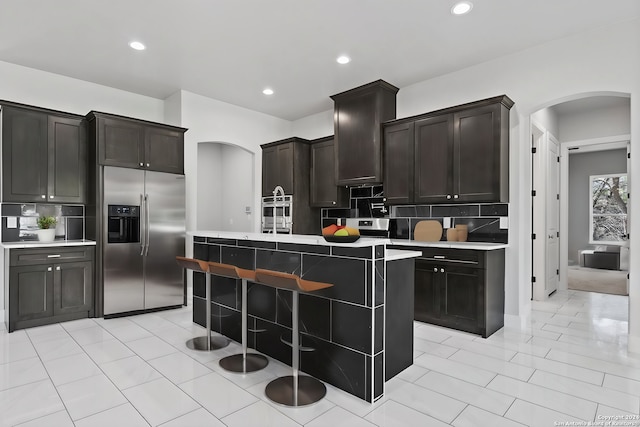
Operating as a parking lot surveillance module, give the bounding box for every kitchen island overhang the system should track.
[187,231,420,402]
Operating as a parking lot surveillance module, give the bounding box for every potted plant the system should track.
[36,216,57,242]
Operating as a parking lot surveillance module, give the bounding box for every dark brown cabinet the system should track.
[310,136,349,207]
[331,80,398,186]
[409,247,504,338]
[8,246,95,332]
[89,112,186,174]
[261,137,320,234]
[2,104,87,204]
[383,95,513,205]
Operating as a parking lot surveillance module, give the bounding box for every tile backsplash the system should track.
[322,185,508,243]
[1,203,85,242]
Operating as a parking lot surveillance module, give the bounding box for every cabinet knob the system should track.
[453,194,459,199]
[440,268,445,273]
[47,267,52,272]
[41,195,46,199]
[56,266,61,271]
[139,163,144,167]
[146,163,150,167]
[433,267,438,272]
[332,201,336,205]
[446,195,452,199]
[49,195,54,199]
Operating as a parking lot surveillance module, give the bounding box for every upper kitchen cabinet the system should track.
[331,80,399,186]
[88,112,186,174]
[262,140,295,196]
[310,136,349,207]
[383,95,513,205]
[1,102,87,204]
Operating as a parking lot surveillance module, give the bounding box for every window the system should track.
[589,173,628,244]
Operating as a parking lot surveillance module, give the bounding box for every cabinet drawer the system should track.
[10,247,94,266]
[418,248,483,268]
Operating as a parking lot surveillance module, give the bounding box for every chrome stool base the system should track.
[265,375,327,407]
[219,353,269,373]
[185,335,229,351]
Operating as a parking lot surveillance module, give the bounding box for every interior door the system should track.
[545,135,560,295]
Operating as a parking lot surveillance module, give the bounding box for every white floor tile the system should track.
[43,352,102,386]
[595,404,640,423]
[510,352,604,385]
[83,339,135,364]
[123,377,200,426]
[93,316,138,330]
[179,372,257,418]
[126,336,179,360]
[60,318,98,332]
[0,379,65,426]
[449,349,535,382]
[384,378,466,423]
[130,313,176,331]
[57,374,127,421]
[222,400,301,427]
[394,363,429,383]
[100,355,163,390]
[159,408,226,427]
[413,337,458,358]
[33,336,83,361]
[0,357,48,391]
[0,329,30,345]
[442,336,517,360]
[25,324,69,342]
[150,324,195,348]
[603,373,640,395]
[414,353,497,386]
[108,323,154,342]
[452,405,527,427]
[504,399,588,426]
[0,339,38,364]
[529,370,640,414]
[74,403,150,427]
[306,406,377,427]
[149,352,212,384]
[487,375,598,420]
[205,357,277,389]
[365,399,450,427]
[545,349,640,381]
[67,325,115,346]
[322,382,379,418]
[415,371,515,415]
[13,410,74,427]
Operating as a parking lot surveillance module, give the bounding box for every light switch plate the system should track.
[443,217,451,228]
[500,217,509,229]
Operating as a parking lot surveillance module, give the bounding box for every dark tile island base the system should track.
[189,232,420,402]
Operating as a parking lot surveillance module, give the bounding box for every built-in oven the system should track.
[261,195,293,233]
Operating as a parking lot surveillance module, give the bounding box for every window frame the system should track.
[588,172,628,245]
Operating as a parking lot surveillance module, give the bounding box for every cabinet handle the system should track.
[56,266,61,271]
[139,162,144,167]
[49,195,54,199]
[41,195,46,199]
[434,255,446,259]
[446,195,452,199]
[433,267,438,272]
[440,268,445,273]
[47,267,52,272]
[453,194,459,199]
[47,254,61,258]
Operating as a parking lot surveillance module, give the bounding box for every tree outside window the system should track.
[589,173,628,244]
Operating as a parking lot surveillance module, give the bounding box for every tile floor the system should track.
[1,289,639,426]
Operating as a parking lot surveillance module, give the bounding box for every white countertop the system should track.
[385,249,422,261]
[1,239,96,249]
[189,231,507,251]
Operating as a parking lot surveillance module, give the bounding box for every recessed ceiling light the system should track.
[451,1,473,15]
[336,55,351,65]
[262,88,274,95]
[129,41,146,50]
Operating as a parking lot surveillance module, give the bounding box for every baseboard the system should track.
[504,313,530,330]
[0,309,5,330]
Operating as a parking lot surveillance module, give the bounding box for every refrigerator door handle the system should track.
[140,193,146,256]
[145,194,150,256]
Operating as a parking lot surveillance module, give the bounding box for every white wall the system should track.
[531,108,559,138]
[291,109,334,140]
[558,102,631,142]
[176,91,292,233]
[196,143,222,230]
[289,18,640,344]
[220,145,255,232]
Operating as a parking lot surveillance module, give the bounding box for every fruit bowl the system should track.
[322,234,360,243]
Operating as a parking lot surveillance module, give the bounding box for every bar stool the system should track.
[207,262,269,373]
[254,268,333,407]
[175,256,229,351]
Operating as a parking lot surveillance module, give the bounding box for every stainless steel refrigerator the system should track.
[102,166,185,316]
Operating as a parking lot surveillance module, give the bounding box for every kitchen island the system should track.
[188,231,420,402]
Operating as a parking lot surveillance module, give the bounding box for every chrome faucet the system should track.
[272,185,285,234]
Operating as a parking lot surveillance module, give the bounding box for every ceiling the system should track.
[1,1,639,121]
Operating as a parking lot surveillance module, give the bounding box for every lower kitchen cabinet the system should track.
[412,247,505,338]
[8,246,94,332]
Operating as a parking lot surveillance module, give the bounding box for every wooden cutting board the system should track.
[414,220,443,242]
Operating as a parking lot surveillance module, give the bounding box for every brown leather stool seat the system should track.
[175,256,229,351]
[254,268,333,407]
[207,262,269,374]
